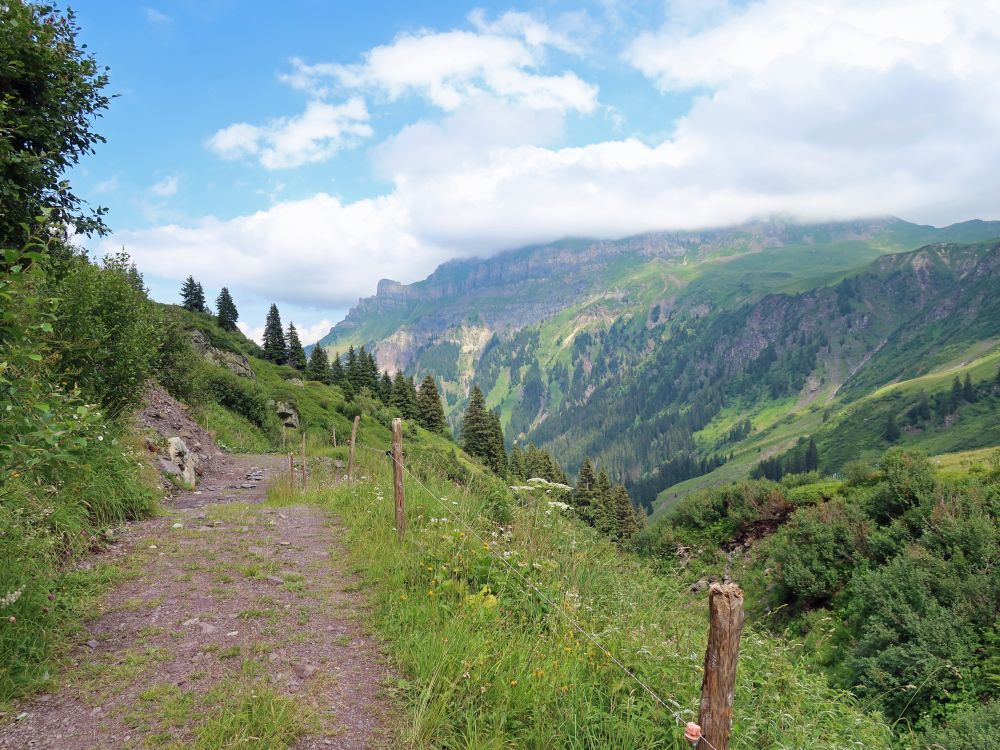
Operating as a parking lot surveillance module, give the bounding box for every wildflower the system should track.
[509,679,518,686]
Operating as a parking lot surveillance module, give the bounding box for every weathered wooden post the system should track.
[300,432,308,490]
[332,427,337,448]
[287,452,293,479]
[698,582,744,750]
[347,415,360,481]
[391,418,405,541]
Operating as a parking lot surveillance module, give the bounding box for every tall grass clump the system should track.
[280,432,895,749]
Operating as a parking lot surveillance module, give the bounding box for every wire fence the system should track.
[351,441,718,750]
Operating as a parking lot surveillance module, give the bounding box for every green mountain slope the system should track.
[316,218,1000,514]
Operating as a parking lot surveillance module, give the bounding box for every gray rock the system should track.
[274,401,299,428]
[190,330,255,379]
[266,575,284,586]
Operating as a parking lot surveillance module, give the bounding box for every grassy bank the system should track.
[270,432,894,749]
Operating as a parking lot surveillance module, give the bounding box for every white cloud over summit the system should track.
[120,1,1000,314]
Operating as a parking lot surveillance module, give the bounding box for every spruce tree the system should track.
[391,371,418,419]
[286,323,307,370]
[181,276,207,313]
[262,304,287,363]
[611,484,640,540]
[885,411,901,443]
[951,375,962,410]
[461,386,493,466]
[329,352,345,385]
[215,287,238,331]
[346,346,360,389]
[486,409,507,475]
[359,348,380,393]
[379,372,394,404]
[963,373,976,402]
[917,391,931,421]
[805,438,820,472]
[307,344,330,383]
[416,375,447,433]
[593,468,614,535]
[509,445,526,481]
[573,459,598,525]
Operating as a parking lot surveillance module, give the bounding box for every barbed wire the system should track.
[352,441,719,750]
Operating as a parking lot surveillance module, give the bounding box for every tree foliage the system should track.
[215,287,238,331]
[286,323,306,371]
[262,304,286,364]
[416,374,447,434]
[0,1,111,246]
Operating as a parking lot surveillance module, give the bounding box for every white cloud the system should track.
[236,322,265,345]
[286,13,598,113]
[145,7,172,26]
[207,99,372,169]
[294,319,335,346]
[150,175,179,197]
[129,1,1000,315]
[93,176,119,194]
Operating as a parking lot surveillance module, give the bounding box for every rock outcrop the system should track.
[190,330,255,379]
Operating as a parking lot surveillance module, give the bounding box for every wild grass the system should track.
[196,402,271,453]
[273,451,895,748]
[0,428,158,706]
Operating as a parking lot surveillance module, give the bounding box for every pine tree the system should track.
[359,348,380,393]
[509,445,527,481]
[573,459,598,525]
[486,409,507,475]
[329,352,345,385]
[416,375,447,433]
[307,345,330,383]
[181,276,207,313]
[286,323,307,370]
[262,304,287,363]
[951,375,962,410]
[805,438,820,472]
[885,411,901,443]
[461,386,495,468]
[346,346,360,389]
[391,371,418,419]
[917,391,931,421]
[611,484,640,540]
[379,372,394,404]
[963,373,976,402]
[196,282,209,313]
[593,468,614,535]
[215,287,238,331]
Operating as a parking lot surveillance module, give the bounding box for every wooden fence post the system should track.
[300,432,308,490]
[698,583,745,750]
[332,427,337,448]
[391,417,405,541]
[287,452,293,479]
[347,415,360,481]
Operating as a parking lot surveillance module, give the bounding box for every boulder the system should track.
[274,401,299,428]
[166,436,199,487]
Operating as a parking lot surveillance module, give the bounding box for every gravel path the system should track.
[0,454,396,750]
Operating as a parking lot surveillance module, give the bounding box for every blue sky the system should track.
[69,1,1000,343]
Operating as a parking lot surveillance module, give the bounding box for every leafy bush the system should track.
[195,367,272,431]
[50,252,160,416]
[769,500,867,606]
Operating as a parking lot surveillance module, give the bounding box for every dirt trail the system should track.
[0,454,396,750]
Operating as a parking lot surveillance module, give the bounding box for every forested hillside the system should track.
[318,222,1000,513]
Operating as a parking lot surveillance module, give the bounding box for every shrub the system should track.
[769,500,867,606]
[50,253,160,416]
[195,367,271,430]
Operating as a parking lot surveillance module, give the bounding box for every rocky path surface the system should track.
[0,453,396,750]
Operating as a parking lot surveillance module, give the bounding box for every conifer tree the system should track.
[611,484,640,540]
[329,352,345,385]
[963,373,976,402]
[951,375,962,410]
[805,438,820,472]
[262,304,287,364]
[509,444,526,481]
[215,287,238,331]
[416,375,447,433]
[180,276,207,313]
[573,459,597,525]
[917,391,931,421]
[461,386,494,467]
[307,345,330,383]
[346,346,360,389]
[593,468,614,535]
[885,411,901,443]
[286,323,307,370]
[379,372,394,404]
[486,409,507,475]
[359,348,380,393]
[391,371,418,419]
